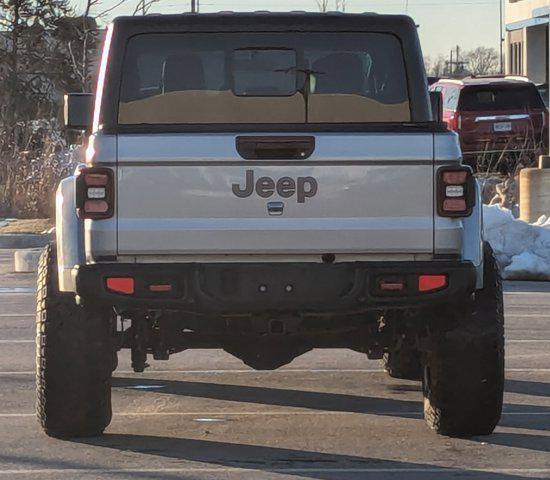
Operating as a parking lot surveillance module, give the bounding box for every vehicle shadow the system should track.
[477,431,550,453]
[114,377,550,433]
[505,379,550,398]
[113,377,422,418]
[499,412,550,432]
[77,434,534,480]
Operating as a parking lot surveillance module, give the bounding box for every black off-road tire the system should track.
[422,242,504,436]
[383,348,422,381]
[36,243,114,438]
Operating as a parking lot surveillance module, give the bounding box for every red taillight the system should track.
[84,200,109,213]
[418,274,447,293]
[443,198,467,212]
[442,170,468,185]
[106,277,134,295]
[84,173,109,186]
[438,167,474,217]
[76,167,114,219]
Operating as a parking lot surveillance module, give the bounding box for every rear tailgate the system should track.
[116,133,434,256]
[459,110,542,147]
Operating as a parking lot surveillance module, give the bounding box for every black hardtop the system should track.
[97,12,434,131]
[111,11,417,35]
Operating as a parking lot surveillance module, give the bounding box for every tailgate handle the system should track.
[236,136,315,160]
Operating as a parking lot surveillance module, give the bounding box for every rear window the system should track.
[118,32,410,125]
[458,85,544,112]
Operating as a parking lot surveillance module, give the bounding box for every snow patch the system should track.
[483,204,550,280]
[0,218,16,229]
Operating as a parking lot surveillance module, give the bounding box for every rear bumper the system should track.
[74,260,477,314]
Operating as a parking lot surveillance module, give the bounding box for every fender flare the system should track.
[462,180,484,290]
[55,174,85,292]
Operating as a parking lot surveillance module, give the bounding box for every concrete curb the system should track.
[0,233,52,249]
[14,248,43,273]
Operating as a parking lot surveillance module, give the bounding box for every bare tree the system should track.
[0,0,71,125]
[56,13,100,93]
[61,0,133,93]
[0,0,130,217]
[424,55,448,77]
[316,0,345,12]
[466,47,499,76]
[0,0,73,216]
[316,0,329,12]
[425,47,498,78]
[133,0,160,15]
[424,56,433,75]
[335,0,346,11]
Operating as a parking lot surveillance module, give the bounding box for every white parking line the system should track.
[0,340,34,344]
[0,411,549,418]
[0,288,35,296]
[505,291,550,295]
[2,412,417,418]
[0,467,548,476]
[1,367,550,375]
[0,294,34,297]
[504,368,550,372]
[507,339,550,343]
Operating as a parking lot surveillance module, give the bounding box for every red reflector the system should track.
[442,171,468,185]
[443,198,467,212]
[418,274,447,293]
[84,173,109,186]
[106,277,134,295]
[84,200,109,213]
[380,281,405,291]
[149,284,172,293]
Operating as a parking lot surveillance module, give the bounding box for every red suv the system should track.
[430,76,548,169]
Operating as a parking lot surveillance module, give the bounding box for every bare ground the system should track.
[0,218,53,234]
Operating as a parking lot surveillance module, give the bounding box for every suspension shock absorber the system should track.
[151,312,170,361]
[131,313,149,373]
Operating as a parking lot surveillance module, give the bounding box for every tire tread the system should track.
[423,242,504,436]
[36,243,112,438]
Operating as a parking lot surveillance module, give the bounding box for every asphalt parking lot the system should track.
[0,248,549,479]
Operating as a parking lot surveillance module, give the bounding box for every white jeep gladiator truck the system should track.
[37,12,504,439]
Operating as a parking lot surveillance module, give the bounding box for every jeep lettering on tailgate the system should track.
[232,170,318,203]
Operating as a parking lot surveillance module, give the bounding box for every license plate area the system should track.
[198,264,364,310]
[494,122,512,132]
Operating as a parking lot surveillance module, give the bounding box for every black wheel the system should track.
[422,242,504,436]
[36,243,114,438]
[383,348,422,381]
